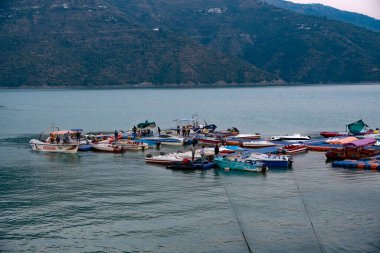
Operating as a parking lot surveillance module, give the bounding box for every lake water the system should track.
[0,84,380,252]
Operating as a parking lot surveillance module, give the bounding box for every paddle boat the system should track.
[270,134,311,141]
[242,140,276,148]
[30,125,80,153]
[278,144,307,154]
[214,157,267,172]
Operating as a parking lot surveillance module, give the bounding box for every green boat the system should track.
[214,157,267,172]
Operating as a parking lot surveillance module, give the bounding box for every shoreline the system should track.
[0,81,379,90]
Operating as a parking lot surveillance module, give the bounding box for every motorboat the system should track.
[248,153,293,168]
[214,157,267,172]
[270,134,311,141]
[196,137,222,146]
[234,133,261,140]
[117,140,149,150]
[145,154,185,165]
[30,125,80,153]
[278,144,307,154]
[167,159,215,170]
[90,143,125,153]
[242,140,276,148]
[142,134,186,146]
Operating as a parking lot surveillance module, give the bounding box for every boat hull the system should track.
[214,158,265,172]
[30,139,79,153]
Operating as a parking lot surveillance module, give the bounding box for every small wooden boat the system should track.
[214,157,267,172]
[242,140,276,148]
[279,144,307,154]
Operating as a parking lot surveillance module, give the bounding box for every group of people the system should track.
[49,131,81,144]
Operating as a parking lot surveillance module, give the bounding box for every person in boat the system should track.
[76,131,81,142]
[56,136,60,144]
[50,133,55,143]
[64,132,70,143]
[176,125,180,135]
[200,146,206,161]
[157,127,161,135]
[214,144,220,157]
[182,126,186,136]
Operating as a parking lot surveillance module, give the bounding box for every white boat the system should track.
[30,139,79,153]
[30,125,80,153]
[234,133,261,139]
[145,154,185,165]
[269,134,311,141]
[115,140,149,150]
[142,134,186,146]
[242,140,276,148]
[90,143,124,153]
[248,153,293,168]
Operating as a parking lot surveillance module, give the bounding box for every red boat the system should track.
[320,131,348,138]
[279,144,307,154]
[197,137,222,146]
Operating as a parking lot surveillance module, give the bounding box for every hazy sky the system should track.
[287,0,380,19]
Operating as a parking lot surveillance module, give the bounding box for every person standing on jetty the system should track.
[214,144,219,157]
[114,130,118,142]
[190,144,196,161]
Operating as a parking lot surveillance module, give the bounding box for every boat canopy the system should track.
[346,120,368,135]
[137,120,156,129]
[327,137,358,145]
[51,130,76,135]
[345,138,376,147]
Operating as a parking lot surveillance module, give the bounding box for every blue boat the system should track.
[167,159,215,170]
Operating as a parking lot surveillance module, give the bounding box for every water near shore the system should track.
[0,84,380,252]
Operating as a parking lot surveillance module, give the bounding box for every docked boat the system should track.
[167,159,215,170]
[248,153,293,168]
[270,134,311,141]
[234,133,261,140]
[145,154,185,165]
[320,131,349,138]
[325,138,379,160]
[142,134,185,146]
[242,140,276,148]
[214,157,267,172]
[196,137,222,146]
[30,125,80,153]
[90,143,125,153]
[117,140,149,150]
[278,144,307,154]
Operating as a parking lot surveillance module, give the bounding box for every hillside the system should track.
[261,0,380,32]
[0,0,379,87]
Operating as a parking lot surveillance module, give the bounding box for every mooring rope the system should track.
[218,174,253,253]
[291,172,325,253]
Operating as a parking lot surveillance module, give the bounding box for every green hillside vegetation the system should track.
[0,0,379,87]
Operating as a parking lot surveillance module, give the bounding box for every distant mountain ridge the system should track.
[261,0,380,32]
[0,0,379,87]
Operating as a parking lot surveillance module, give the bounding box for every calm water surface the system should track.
[0,85,379,252]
